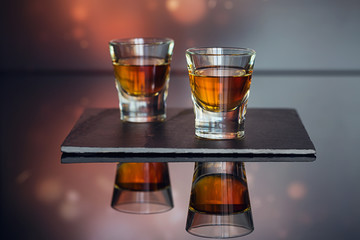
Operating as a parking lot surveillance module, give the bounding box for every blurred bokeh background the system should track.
[2,0,360,72]
[1,0,360,239]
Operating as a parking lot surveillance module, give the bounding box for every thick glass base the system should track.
[193,101,245,140]
[111,187,173,214]
[116,82,167,123]
[195,124,244,140]
[186,208,254,238]
[121,112,166,123]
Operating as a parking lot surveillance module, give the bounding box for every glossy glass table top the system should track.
[1,72,359,240]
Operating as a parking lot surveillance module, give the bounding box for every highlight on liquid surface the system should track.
[115,163,170,191]
[113,57,170,97]
[189,174,250,214]
[189,66,252,111]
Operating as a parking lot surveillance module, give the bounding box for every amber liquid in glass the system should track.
[189,174,250,214]
[113,57,170,97]
[115,163,170,191]
[189,66,252,111]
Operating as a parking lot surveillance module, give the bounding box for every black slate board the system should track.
[61,108,316,163]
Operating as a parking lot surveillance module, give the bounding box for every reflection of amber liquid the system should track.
[113,57,170,97]
[190,174,250,214]
[115,163,170,191]
[189,66,252,111]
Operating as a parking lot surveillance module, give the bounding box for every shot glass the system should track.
[111,162,173,214]
[186,48,256,139]
[186,162,254,238]
[109,38,174,122]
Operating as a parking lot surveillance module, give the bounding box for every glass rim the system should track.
[186,47,256,56]
[186,224,254,239]
[109,37,174,46]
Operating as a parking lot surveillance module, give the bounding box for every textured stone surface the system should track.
[61,108,316,163]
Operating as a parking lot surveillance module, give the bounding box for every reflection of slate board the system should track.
[61,108,316,163]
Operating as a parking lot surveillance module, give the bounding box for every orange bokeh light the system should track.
[166,0,207,25]
[71,5,88,22]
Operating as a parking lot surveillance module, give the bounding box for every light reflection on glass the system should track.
[111,162,174,214]
[186,162,254,238]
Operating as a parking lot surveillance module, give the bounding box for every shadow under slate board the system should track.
[61,108,316,163]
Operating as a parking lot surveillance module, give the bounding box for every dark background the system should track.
[1,0,360,239]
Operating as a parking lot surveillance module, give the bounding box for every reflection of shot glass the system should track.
[111,162,173,214]
[109,38,174,122]
[186,162,254,238]
[186,48,256,139]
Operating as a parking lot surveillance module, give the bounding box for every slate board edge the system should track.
[61,154,316,163]
[61,146,316,155]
